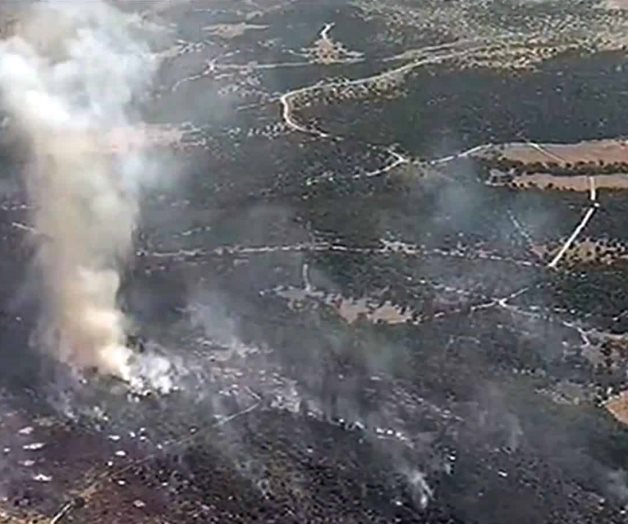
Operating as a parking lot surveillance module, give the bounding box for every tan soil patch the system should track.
[601,0,628,9]
[606,391,628,425]
[203,23,267,39]
[313,36,343,64]
[490,140,628,166]
[276,287,414,325]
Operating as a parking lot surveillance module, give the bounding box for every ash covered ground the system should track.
[3,0,628,523]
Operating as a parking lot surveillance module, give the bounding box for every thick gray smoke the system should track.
[0,0,161,382]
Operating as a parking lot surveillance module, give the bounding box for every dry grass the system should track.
[491,140,628,166]
[606,391,628,425]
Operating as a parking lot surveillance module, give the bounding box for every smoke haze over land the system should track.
[0,0,157,380]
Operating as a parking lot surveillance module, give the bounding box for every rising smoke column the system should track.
[0,1,157,380]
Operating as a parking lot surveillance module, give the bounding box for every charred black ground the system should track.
[3,0,628,523]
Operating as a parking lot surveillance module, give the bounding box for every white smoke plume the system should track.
[0,0,159,381]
